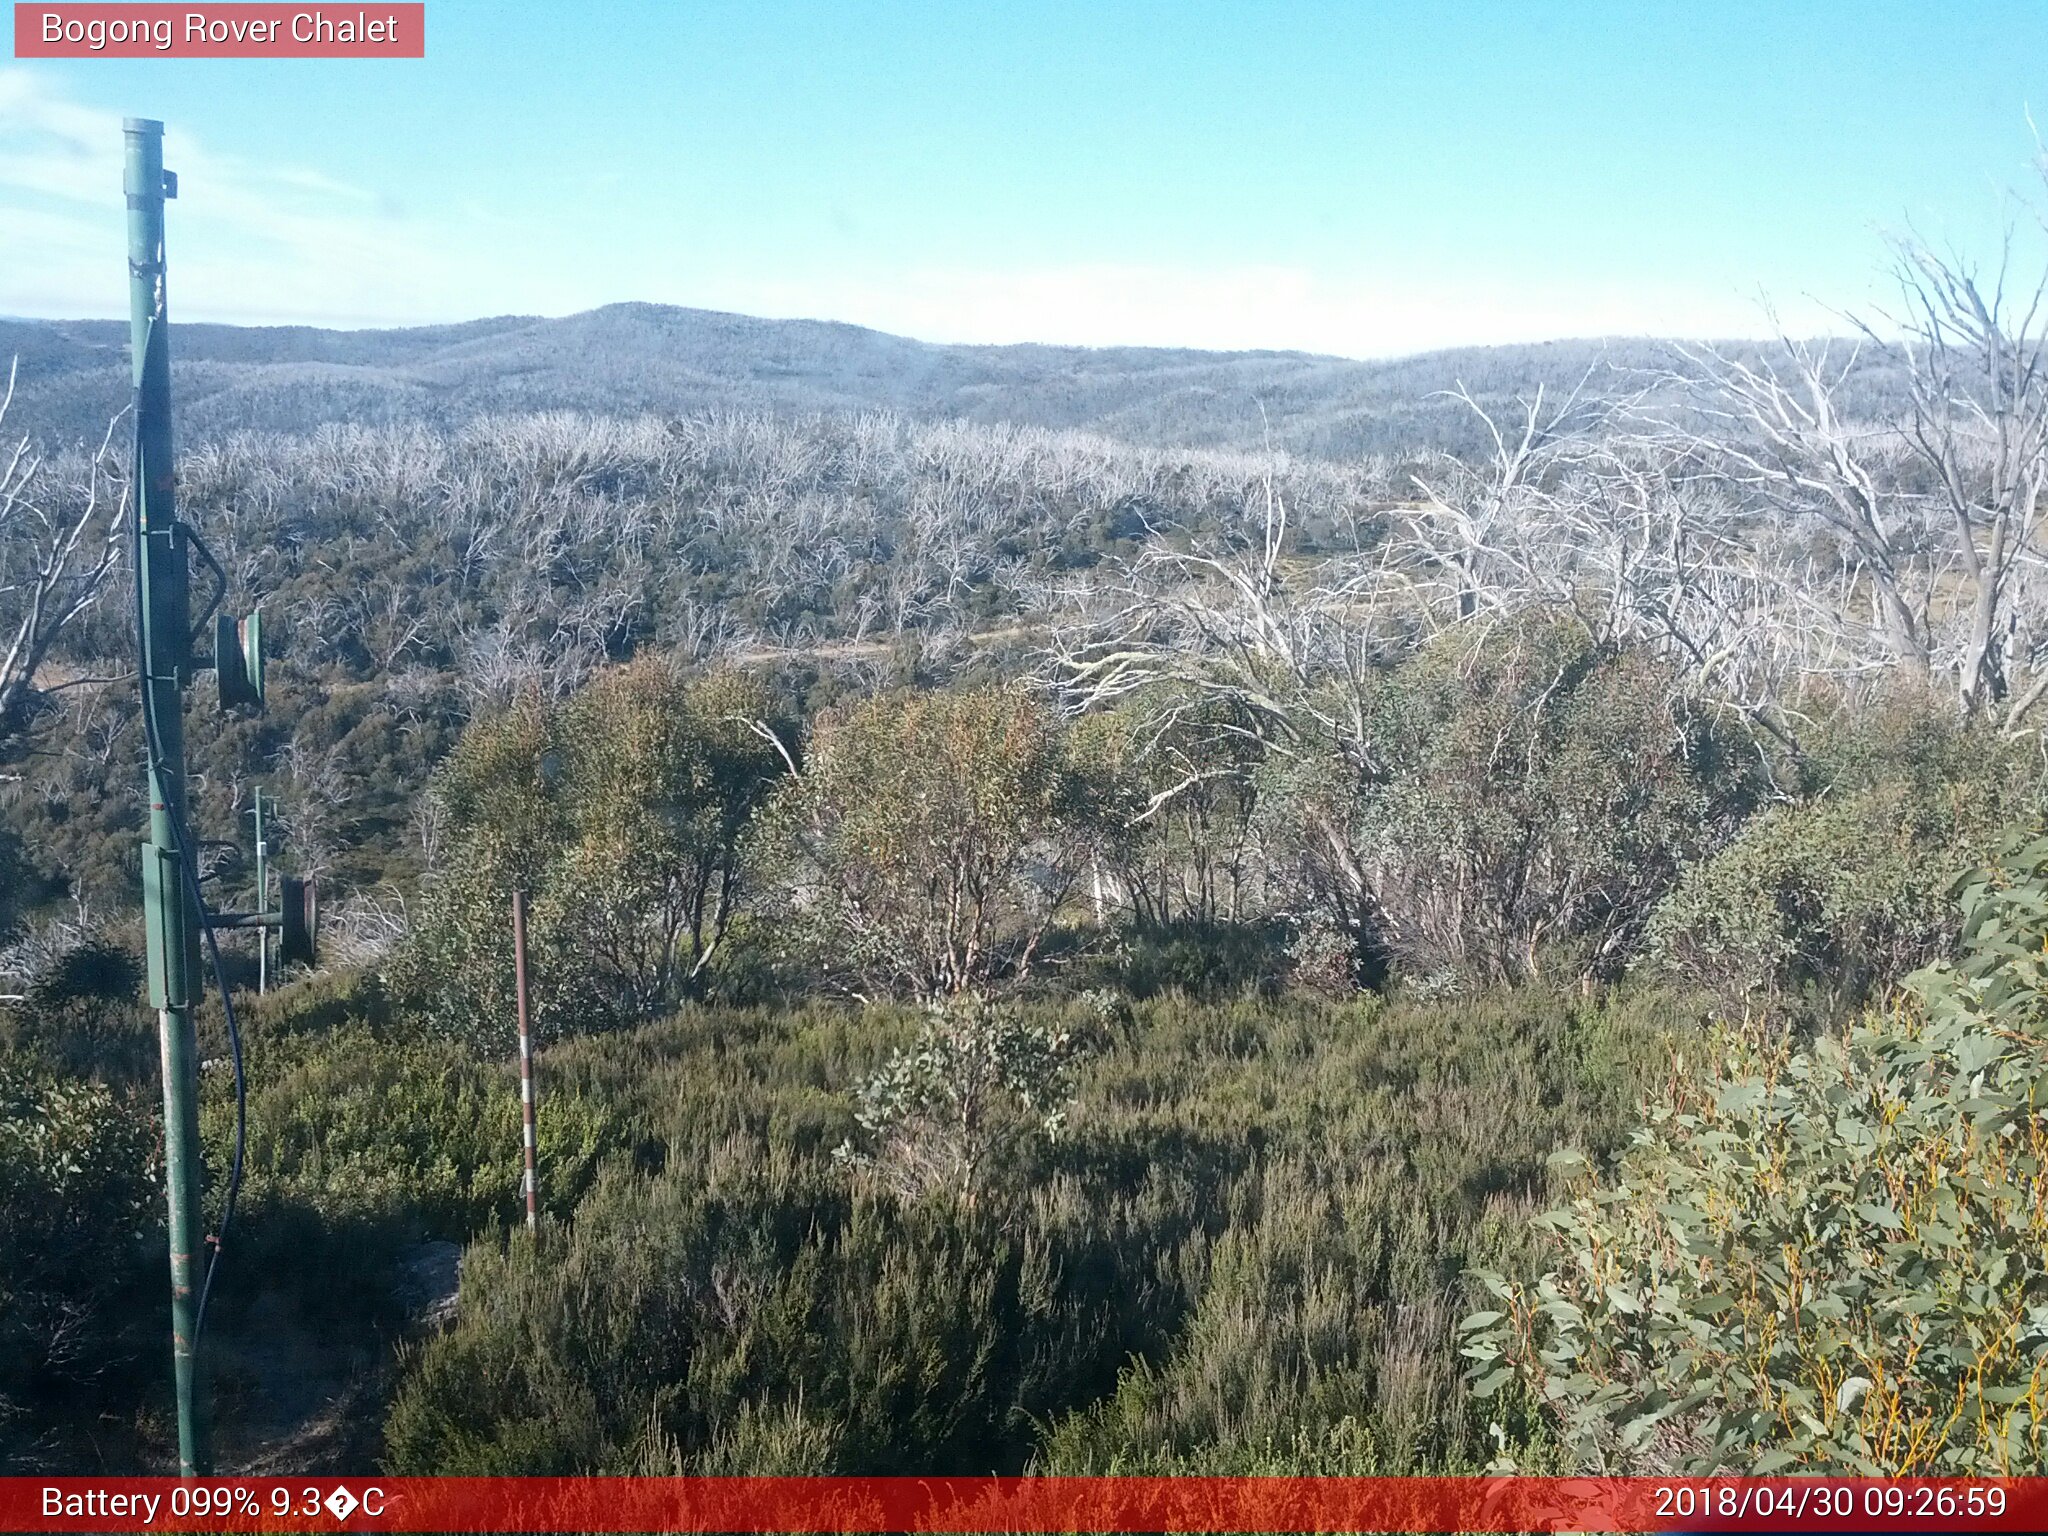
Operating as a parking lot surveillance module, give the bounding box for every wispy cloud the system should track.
[0,70,545,326]
[0,71,1850,351]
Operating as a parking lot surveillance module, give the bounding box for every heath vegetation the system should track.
[5,206,2048,1476]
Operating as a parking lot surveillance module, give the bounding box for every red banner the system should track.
[12,4,423,57]
[1,1476,2043,1532]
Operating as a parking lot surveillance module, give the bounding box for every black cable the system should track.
[129,319,247,1349]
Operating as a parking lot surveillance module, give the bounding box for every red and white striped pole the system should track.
[512,889,538,1233]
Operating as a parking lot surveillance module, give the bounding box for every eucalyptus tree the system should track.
[757,685,1102,999]
[391,659,791,1047]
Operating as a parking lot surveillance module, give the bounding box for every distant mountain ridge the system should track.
[0,302,1890,459]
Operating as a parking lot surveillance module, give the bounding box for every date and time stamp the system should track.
[7,1476,2040,1532]
[1653,1478,2010,1524]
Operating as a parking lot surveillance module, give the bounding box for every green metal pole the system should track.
[125,116,210,1479]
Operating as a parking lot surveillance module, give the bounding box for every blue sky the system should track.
[3,1,2046,354]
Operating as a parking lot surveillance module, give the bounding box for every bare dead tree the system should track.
[1399,379,1597,625]
[1883,233,2048,724]
[319,885,412,968]
[276,737,353,877]
[1660,219,2048,731]
[0,362,130,743]
[1039,455,1404,925]
[1659,334,1936,684]
[1554,445,1855,743]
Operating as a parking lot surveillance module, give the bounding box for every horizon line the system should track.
[0,299,1867,367]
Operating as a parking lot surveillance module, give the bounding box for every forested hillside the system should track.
[0,305,1912,459]
[4,224,2047,1479]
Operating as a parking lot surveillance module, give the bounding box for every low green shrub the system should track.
[201,1023,624,1240]
[0,1062,160,1466]
[385,1157,1125,1475]
[1645,700,2042,1013]
[836,993,1109,1203]
[0,927,155,1086]
[1086,919,1292,999]
[388,983,1673,1475]
[1465,830,2048,1474]
[187,998,628,1346]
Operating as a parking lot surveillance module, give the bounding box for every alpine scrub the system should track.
[1462,833,2048,1474]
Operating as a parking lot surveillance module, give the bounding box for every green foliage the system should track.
[386,982,1671,1474]
[21,933,142,1008]
[144,973,634,1354]
[1071,699,1267,932]
[1464,830,2048,1473]
[0,820,33,942]
[201,1023,621,1240]
[386,1161,1096,1475]
[1345,619,1754,986]
[389,661,787,1049]
[756,687,1103,997]
[837,992,1109,1202]
[553,662,788,1018]
[385,692,568,1049]
[1646,702,2040,1011]
[1085,918,1294,999]
[0,1062,159,1459]
[1038,1157,1448,1474]
[0,926,156,1085]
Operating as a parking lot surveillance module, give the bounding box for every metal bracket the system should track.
[183,522,228,638]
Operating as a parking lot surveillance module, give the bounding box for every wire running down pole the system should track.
[512,890,538,1232]
[252,788,268,994]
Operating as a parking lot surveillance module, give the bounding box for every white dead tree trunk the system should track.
[1039,458,1401,924]
[1883,236,2048,724]
[1667,221,2048,730]
[0,362,129,743]
[1400,380,1595,626]
[1663,335,1936,689]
